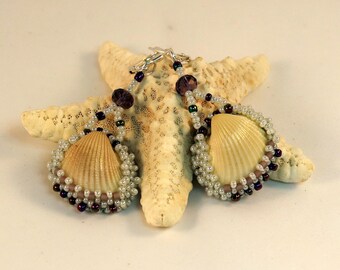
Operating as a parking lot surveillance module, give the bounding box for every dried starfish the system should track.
[21,42,314,227]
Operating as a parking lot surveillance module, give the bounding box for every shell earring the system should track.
[47,66,147,213]
[154,48,282,202]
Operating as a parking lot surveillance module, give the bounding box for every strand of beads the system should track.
[172,61,282,202]
[46,71,145,213]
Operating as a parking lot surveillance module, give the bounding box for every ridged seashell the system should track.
[62,131,122,192]
[208,114,267,184]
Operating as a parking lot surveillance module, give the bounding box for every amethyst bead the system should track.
[109,204,118,213]
[205,93,212,101]
[269,163,278,171]
[232,193,241,201]
[212,110,220,116]
[134,71,144,82]
[262,173,270,181]
[175,75,197,96]
[77,202,87,212]
[245,188,253,195]
[112,88,134,109]
[59,190,68,198]
[274,149,282,157]
[69,197,76,205]
[173,61,182,71]
[197,126,208,136]
[95,111,105,121]
[254,181,262,191]
[224,103,233,114]
[204,118,211,127]
[53,183,60,192]
[91,203,100,212]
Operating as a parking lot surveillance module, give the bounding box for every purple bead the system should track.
[69,197,76,205]
[134,71,144,82]
[109,204,117,213]
[173,61,182,71]
[245,188,253,195]
[95,111,105,121]
[77,202,87,212]
[204,118,211,127]
[232,193,241,201]
[197,126,208,136]
[175,75,197,96]
[53,183,60,192]
[212,110,220,116]
[83,128,91,135]
[59,190,68,198]
[224,103,233,114]
[274,149,282,157]
[91,203,100,212]
[269,163,278,171]
[112,88,134,109]
[262,173,270,181]
[205,93,212,101]
[254,181,262,191]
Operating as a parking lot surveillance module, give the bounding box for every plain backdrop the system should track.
[1,1,340,269]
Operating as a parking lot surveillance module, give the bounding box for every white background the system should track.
[1,0,340,269]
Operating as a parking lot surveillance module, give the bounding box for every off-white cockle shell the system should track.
[21,42,314,227]
[62,131,122,193]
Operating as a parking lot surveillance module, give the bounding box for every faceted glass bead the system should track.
[173,61,183,71]
[112,88,134,109]
[95,111,105,121]
[175,75,197,96]
[134,71,144,82]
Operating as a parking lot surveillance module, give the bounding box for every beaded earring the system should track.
[47,68,147,213]
[161,48,282,202]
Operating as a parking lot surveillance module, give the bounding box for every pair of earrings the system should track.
[47,48,282,214]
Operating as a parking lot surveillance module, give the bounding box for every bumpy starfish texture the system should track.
[21,42,314,227]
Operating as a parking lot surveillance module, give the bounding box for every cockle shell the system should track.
[208,114,267,184]
[62,131,122,192]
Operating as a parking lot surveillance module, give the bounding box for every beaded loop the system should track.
[47,71,145,213]
[171,60,282,202]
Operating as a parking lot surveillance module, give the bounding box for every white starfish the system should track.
[21,42,314,227]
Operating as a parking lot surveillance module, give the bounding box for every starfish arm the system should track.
[139,119,193,227]
[270,138,315,183]
[21,95,112,142]
[189,55,270,103]
[98,42,144,91]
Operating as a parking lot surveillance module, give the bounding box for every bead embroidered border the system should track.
[46,71,146,213]
[172,60,282,202]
